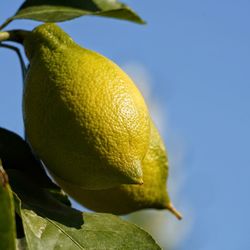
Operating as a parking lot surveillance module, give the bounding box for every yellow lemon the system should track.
[22,23,150,190]
[54,120,182,219]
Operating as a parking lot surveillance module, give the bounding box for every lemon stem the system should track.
[0,42,28,139]
[166,202,182,220]
[0,43,27,80]
[0,18,13,31]
[0,30,30,44]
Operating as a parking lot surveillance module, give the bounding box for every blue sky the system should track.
[1,1,250,249]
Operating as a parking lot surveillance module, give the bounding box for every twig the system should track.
[0,43,28,139]
[0,18,13,31]
[0,43,27,81]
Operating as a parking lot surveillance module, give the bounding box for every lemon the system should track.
[53,120,182,219]
[22,23,150,190]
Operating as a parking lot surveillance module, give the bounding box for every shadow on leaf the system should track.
[7,169,84,229]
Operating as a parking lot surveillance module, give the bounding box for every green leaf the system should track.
[0,127,58,190]
[21,210,161,250]
[0,163,16,250]
[47,188,72,207]
[16,238,28,250]
[0,127,72,207]
[9,169,161,250]
[11,0,145,24]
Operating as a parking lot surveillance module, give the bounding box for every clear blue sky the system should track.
[1,1,250,250]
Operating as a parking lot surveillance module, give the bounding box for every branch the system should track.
[0,18,12,31]
[0,43,27,81]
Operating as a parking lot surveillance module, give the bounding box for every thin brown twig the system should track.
[0,18,13,31]
[0,43,27,80]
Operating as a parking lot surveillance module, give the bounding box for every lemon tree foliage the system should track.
[0,128,59,190]
[8,165,160,250]
[20,210,160,250]
[2,0,145,30]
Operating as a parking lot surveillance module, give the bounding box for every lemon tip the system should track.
[166,202,182,220]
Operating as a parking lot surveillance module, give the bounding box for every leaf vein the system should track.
[46,218,86,250]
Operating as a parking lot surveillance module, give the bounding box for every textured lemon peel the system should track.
[51,121,181,219]
[22,23,150,190]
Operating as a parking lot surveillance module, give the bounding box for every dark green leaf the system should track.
[0,127,72,207]
[11,0,145,24]
[0,163,16,250]
[0,127,58,189]
[15,212,25,239]
[8,169,79,226]
[10,169,160,250]
[47,188,72,206]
